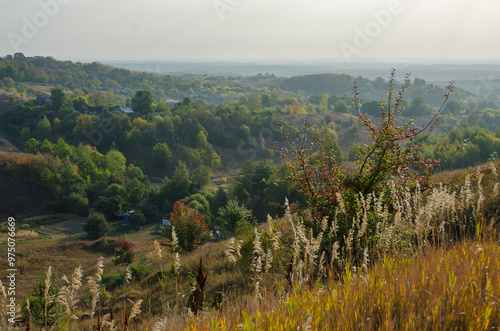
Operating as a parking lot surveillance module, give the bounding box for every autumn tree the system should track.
[162,201,210,252]
[279,70,456,266]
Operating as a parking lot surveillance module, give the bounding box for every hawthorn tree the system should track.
[279,70,459,265]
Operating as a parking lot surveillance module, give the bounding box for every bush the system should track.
[161,201,210,252]
[140,204,162,224]
[114,238,136,265]
[21,268,64,327]
[216,199,254,235]
[130,210,146,226]
[64,192,89,216]
[84,214,110,239]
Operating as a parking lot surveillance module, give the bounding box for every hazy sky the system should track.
[1,0,499,62]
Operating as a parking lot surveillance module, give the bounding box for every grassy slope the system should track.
[189,240,500,330]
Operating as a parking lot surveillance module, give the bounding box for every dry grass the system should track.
[3,163,499,330]
[189,240,500,330]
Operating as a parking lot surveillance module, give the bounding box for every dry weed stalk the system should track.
[44,266,53,331]
[190,257,207,316]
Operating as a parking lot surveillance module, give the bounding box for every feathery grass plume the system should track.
[318,251,327,279]
[0,279,5,300]
[44,266,53,331]
[174,253,181,273]
[362,247,370,273]
[225,237,242,264]
[153,317,167,331]
[59,266,83,324]
[154,239,162,259]
[103,304,117,331]
[24,299,31,331]
[250,228,265,296]
[127,299,143,325]
[490,162,498,177]
[267,214,282,252]
[154,239,166,309]
[336,192,345,214]
[87,256,105,328]
[330,241,339,271]
[172,225,179,250]
[125,266,132,284]
[0,280,6,327]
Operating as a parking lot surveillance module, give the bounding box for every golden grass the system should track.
[3,163,499,330]
[189,240,500,330]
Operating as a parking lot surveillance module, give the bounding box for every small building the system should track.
[162,219,171,228]
[122,211,135,222]
[36,94,52,105]
[88,196,105,216]
[112,106,134,115]
[86,106,104,115]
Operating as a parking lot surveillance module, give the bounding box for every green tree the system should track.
[51,88,65,110]
[34,116,52,140]
[333,99,348,113]
[96,197,123,216]
[173,161,190,189]
[105,149,126,176]
[321,132,343,165]
[182,193,211,216]
[210,187,228,216]
[216,199,253,235]
[152,142,172,170]
[21,269,63,327]
[360,101,380,116]
[25,138,41,154]
[192,165,211,189]
[20,127,31,141]
[64,192,89,216]
[40,167,56,189]
[130,210,146,226]
[73,96,90,110]
[156,99,168,113]
[320,93,329,112]
[444,100,464,115]
[196,130,208,148]
[403,96,434,117]
[84,214,111,239]
[131,90,154,116]
[248,95,262,111]
[305,103,316,114]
